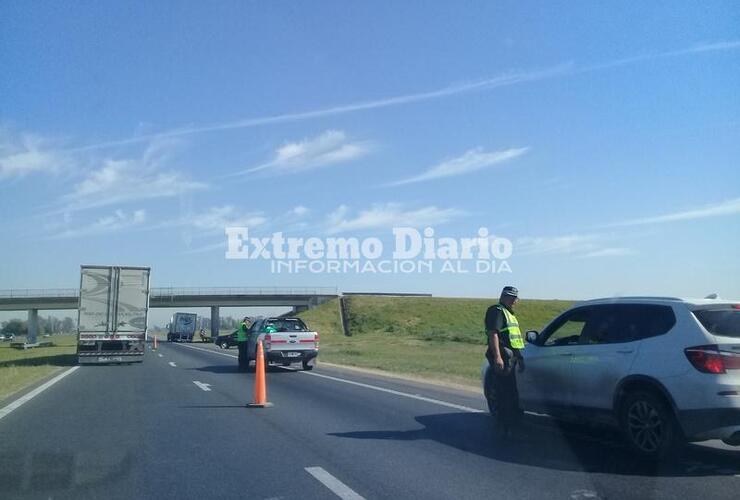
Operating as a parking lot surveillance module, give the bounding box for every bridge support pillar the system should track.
[27,309,39,344]
[210,306,220,338]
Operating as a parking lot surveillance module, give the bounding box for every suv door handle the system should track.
[616,350,634,354]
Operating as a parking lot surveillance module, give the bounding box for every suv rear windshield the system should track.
[693,307,740,338]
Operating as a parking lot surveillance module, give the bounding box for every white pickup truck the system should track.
[241,317,319,371]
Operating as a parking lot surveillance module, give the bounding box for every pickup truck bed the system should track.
[244,317,319,370]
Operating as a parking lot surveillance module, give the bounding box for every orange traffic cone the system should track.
[153,335,158,350]
[247,340,273,408]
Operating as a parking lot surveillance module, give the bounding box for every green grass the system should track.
[0,334,78,401]
[297,296,572,386]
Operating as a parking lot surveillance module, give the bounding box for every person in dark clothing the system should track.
[485,286,525,435]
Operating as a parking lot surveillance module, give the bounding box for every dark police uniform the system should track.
[485,300,524,430]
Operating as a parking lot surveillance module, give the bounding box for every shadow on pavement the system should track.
[188,365,240,374]
[329,412,740,477]
[0,354,77,368]
[179,405,249,409]
[187,365,300,375]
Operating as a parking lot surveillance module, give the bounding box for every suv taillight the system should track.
[264,334,271,350]
[315,332,319,349]
[685,345,740,374]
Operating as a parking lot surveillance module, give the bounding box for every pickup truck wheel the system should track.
[302,359,314,371]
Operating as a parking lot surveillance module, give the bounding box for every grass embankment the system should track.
[0,334,78,401]
[297,296,572,387]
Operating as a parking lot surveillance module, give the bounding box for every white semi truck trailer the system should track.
[76,265,151,364]
[167,312,198,342]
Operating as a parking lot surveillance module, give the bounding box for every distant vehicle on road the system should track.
[167,312,197,342]
[482,296,740,458]
[77,265,151,364]
[0,333,14,342]
[216,331,238,349]
[241,317,318,371]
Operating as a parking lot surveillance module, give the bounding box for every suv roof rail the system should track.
[581,296,684,302]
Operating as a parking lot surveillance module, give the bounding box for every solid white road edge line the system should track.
[305,466,365,500]
[0,366,80,422]
[173,342,484,414]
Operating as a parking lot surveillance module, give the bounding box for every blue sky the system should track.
[1,0,739,315]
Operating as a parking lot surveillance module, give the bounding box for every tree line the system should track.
[1,316,77,336]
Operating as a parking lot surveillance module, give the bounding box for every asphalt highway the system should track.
[1,342,738,500]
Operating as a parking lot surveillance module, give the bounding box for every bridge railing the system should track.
[0,288,79,298]
[152,287,339,296]
[0,286,339,299]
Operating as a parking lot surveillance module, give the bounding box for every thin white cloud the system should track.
[387,147,528,186]
[0,130,67,179]
[517,234,634,258]
[180,241,228,255]
[55,38,740,153]
[580,247,636,258]
[682,40,740,54]
[189,205,267,232]
[517,234,602,256]
[290,205,309,217]
[326,203,466,234]
[609,198,740,227]
[236,130,371,176]
[54,140,207,213]
[47,209,147,239]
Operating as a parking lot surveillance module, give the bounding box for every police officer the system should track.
[485,286,525,435]
[237,317,251,371]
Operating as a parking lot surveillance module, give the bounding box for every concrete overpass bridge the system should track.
[0,287,339,343]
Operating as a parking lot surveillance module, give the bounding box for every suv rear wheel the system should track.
[620,391,681,459]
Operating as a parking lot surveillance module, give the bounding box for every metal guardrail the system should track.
[0,286,339,299]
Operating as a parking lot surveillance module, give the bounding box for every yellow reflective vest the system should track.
[498,304,524,350]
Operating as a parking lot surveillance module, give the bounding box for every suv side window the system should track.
[542,307,592,346]
[578,304,676,344]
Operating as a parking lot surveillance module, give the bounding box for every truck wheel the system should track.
[302,359,314,371]
[619,391,682,459]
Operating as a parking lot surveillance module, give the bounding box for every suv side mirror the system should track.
[526,330,539,344]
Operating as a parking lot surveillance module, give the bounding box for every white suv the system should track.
[482,297,740,458]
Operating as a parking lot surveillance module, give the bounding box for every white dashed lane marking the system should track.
[193,381,212,392]
[305,467,365,500]
[168,362,177,367]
